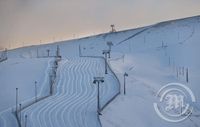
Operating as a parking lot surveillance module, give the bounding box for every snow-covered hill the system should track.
[0,15,200,127]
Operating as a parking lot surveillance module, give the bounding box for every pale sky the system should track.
[0,0,200,49]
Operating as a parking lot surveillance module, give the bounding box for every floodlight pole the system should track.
[93,77,104,115]
[102,50,110,74]
[124,72,128,95]
[97,81,100,112]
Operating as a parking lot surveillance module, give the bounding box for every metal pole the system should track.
[97,82,100,112]
[108,49,111,58]
[47,50,50,57]
[16,88,18,112]
[124,75,126,95]
[79,45,81,57]
[176,67,179,78]
[105,53,108,74]
[35,81,37,102]
[50,75,53,95]
[25,115,27,127]
[123,73,128,95]
[186,68,189,83]
[19,104,21,123]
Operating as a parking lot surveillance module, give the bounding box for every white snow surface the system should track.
[0,15,200,127]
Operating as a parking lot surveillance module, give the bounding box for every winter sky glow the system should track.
[0,0,200,49]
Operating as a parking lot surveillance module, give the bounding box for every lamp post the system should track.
[124,72,128,95]
[93,77,104,115]
[107,41,113,58]
[34,81,37,102]
[102,50,110,74]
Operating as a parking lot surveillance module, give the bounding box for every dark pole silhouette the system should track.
[19,104,22,123]
[93,77,104,115]
[106,41,113,58]
[124,72,128,95]
[16,88,18,112]
[50,75,53,95]
[47,49,50,57]
[102,50,110,74]
[56,45,60,58]
[35,81,37,102]
[79,44,81,57]
[25,115,28,127]
[110,24,116,32]
[186,68,189,83]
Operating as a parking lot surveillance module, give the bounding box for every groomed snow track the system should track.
[20,58,118,127]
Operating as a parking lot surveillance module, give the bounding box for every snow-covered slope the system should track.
[0,15,200,127]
